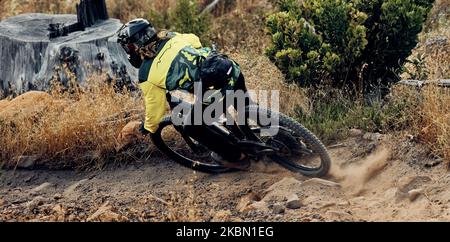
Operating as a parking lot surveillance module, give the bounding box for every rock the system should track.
[263,177,303,202]
[239,201,269,214]
[349,129,363,137]
[87,202,123,222]
[250,201,269,212]
[0,198,4,207]
[30,182,54,194]
[398,176,431,194]
[0,92,52,120]
[212,210,233,222]
[286,194,302,209]
[27,196,45,212]
[424,156,443,168]
[116,121,143,151]
[53,193,63,200]
[301,178,341,188]
[408,189,424,202]
[16,155,38,169]
[63,179,88,198]
[236,192,261,213]
[363,132,383,141]
[272,203,285,214]
[52,204,66,221]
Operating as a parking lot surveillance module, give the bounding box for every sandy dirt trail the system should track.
[1,135,449,222]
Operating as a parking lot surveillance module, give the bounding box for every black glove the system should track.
[139,121,150,136]
[129,51,143,68]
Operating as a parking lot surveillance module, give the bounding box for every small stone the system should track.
[408,189,423,202]
[286,194,302,209]
[27,196,45,212]
[53,204,65,214]
[338,201,350,206]
[398,176,431,193]
[52,204,66,221]
[272,203,285,214]
[237,192,260,213]
[53,193,63,200]
[17,155,38,169]
[116,121,143,151]
[349,129,363,137]
[240,201,269,214]
[263,177,303,203]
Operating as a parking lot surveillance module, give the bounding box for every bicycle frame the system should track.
[165,92,281,159]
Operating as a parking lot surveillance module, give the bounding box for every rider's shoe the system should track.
[211,152,251,171]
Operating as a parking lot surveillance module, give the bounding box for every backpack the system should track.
[199,52,234,90]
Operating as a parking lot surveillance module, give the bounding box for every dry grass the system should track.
[0,0,76,20]
[209,0,273,53]
[231,53,309,115]
[415,85,450,163]
[0,76,144,169]
[0,0,449,167]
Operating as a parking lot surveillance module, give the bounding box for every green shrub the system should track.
[172,0,211,40]
[355,0,434,91]
[267,0,434,93]
[147,0,211,41]
[266,11,340,86]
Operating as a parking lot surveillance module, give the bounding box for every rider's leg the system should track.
[224,73,258,140]
[183,124,242,163]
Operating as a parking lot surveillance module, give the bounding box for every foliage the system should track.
[267,0,434,92]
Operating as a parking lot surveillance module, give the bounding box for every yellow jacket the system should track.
[139,33,203,133]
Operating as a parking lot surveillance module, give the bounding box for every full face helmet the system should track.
[117,18,157,59]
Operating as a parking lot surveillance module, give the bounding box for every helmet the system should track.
[117,18,157,56]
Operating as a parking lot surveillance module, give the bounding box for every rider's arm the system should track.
[140,81,168,134]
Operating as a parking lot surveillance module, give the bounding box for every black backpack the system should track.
[199,52,234,90]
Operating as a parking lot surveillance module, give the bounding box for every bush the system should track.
[172,0,211,40]
[266,0,434,93]
[355,0,434,91]
[145,0,211,41]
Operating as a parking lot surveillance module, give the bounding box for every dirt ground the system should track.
[1,133,449,222]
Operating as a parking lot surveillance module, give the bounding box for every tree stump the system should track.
[0,13,137,96]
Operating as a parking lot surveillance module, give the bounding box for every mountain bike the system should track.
[150,92,331,177]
